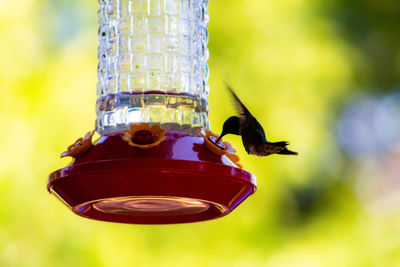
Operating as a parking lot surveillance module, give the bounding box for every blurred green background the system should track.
[1,0,400,266]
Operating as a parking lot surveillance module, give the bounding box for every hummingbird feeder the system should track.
[47,0,256,224]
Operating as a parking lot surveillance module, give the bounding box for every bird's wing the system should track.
[226,85,252,118]
[227,85,268,141]
[252,119,267,140]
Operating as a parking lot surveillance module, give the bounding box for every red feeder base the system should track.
[48,131,256,224]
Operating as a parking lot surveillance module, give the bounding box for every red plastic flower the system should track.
[200,128,242,168]
[122,123,166,149]
[61,131,95,158]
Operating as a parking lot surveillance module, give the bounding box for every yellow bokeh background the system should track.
[1,0,400,266]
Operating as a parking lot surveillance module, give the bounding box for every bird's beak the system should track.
[215,133,225,144]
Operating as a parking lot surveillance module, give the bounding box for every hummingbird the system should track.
[215,86,298,156]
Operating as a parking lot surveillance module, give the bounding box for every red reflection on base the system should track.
[92,196,212,215]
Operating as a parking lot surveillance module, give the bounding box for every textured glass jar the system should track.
[96,0,210,135]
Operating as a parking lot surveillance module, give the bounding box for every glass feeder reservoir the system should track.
[96,0,210,135]
[47,0,256,224]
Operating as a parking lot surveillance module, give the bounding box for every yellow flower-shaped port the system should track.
[61,130,95,158]
[122,123,166,149]
[200,128,242,168]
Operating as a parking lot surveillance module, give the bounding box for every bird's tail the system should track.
[257,141,289,155]
[270,141,289,147]
[270,141,298,155]
[277,148,298,155]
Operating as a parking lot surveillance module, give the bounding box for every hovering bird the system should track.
[215,86,298,156]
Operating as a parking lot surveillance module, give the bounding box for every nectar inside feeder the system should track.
[47,0,256,224]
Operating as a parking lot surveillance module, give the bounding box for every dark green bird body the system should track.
[216,86,298,157]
